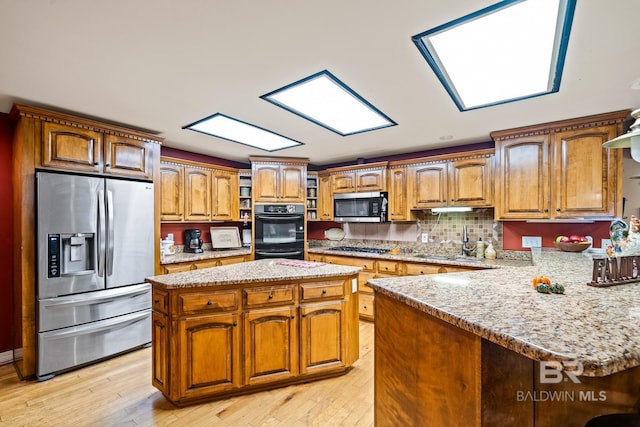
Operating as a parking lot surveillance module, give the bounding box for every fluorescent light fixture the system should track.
[412,0,576,111]
[431,207,473,214]
[261,70,396,136]
[603,109,640,161]
[182,113,303,152]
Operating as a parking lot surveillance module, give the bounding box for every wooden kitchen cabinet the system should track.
[300,300,346,374]
[407,150,493,209]
[211,169,238,220]
[151,312,169,394]
[244,306,298,385]
[103,134,154,180]
[184,167,211,221]
[178,313,242,399]
[492,111,628,220]
[159,162,184,221]
[40,120,155,180]
[250,157,309,203]
[161,157,240,222]
[317,172,333,221]
[328,162,388,194]
[387,165,412,221]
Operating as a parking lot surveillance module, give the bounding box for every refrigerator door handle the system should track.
[106,189,115,276]
[98,189,106,277]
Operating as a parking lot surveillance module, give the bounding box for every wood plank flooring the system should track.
[0,321,374,427]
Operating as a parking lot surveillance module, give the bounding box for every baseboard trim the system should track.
[0,350,13,365]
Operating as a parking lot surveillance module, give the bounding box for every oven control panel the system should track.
[257,204,305,214]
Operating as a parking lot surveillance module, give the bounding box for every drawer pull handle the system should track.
[207,301,212,305]
[268,294,273,299]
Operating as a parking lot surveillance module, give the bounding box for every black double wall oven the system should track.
[254,204,305,260]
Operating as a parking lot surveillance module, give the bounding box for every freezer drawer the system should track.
[38,283,151,332]
[37,309,151,379]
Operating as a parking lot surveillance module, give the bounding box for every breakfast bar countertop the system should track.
[367,248,640,377]
[146,258,362,289]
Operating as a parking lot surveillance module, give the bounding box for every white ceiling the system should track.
[1,0,638,166]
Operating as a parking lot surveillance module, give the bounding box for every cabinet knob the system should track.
[322,289,327,295]
[207,301,212,305]
[94,162,100,166]
[556,208,561,212]
[233,322,237,327]
[544,208,549,212]
[291,315,295,319]
[363,305,368,309]
[301,314,306,318]
[154,299,159,304]
[268,294,273,299]
[105,163,110,167]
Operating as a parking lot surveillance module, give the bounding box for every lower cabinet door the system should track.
[152,312,169,393]
[178,313,241,399]
[300,301,346,374]
[244,306,298,385]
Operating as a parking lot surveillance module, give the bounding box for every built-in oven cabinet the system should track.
[254,204,305,260]
[250,157,309,204]
[327,162,388,194]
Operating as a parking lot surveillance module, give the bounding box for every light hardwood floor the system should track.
[0,321,373,427]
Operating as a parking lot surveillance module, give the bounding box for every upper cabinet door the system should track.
[494,136,550,220]
[448,156,492,207]
[159,163,184,221]
[211,170,237,220]
[41,122,102,173]
[279,165,305,203]
[332,171,357,194]
[104,134,154,180]
[412,162,448,208]
[253,165,281,203]
[184,167,211,221]
[388,167,409,220]
[553,126,619,217]
[356,169,386,192]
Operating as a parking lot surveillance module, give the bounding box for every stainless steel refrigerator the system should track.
[36,171,154,380]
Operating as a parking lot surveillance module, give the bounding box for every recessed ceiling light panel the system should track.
[183,113,303,152]
[261,70,397,136]
[412,0,577,111]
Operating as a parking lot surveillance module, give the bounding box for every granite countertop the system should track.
[307,246,532,269]
[147,258,361,289]
[367,248,640,377]
[160,247,252,265]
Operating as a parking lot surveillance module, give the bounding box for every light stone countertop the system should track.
[146,258,361,289]
[160,247,252,265]
[367,248,640,377]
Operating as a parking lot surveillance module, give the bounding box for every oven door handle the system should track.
[255,250,303,257]
[255,215,302,221]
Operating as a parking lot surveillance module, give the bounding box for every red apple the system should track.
[579,236,588,242]
[560,236,571,242]
[569,234,582,242]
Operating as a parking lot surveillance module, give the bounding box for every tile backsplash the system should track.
[341,208,502,249]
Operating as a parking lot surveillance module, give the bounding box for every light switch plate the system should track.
[352,278,357,293]
[421,233,429,243]
[522,236,542,248]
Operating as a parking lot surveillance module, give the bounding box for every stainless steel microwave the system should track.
[333,191,388,223]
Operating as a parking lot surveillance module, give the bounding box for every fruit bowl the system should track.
[554,241,591,252]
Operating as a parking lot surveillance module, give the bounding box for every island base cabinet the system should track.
[151,273,359,406]
[374,292,640,427]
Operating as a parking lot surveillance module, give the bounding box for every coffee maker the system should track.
[184,229,203,253]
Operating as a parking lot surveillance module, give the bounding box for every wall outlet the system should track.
[421,233,429,243]
[601,238,612,249]
[522,236,542,248]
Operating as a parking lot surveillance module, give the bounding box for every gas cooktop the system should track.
[327,246,390,254]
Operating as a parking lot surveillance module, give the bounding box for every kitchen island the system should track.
[367,249,640,427]
[145,259,361,406]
